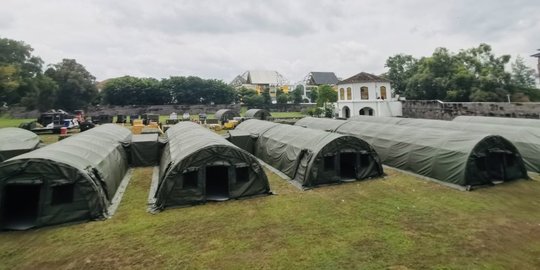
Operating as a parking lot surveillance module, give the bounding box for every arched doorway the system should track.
[342,106,350,118]
[359,107,374,116]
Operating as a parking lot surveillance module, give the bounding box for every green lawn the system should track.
[0,117,34,128]
[0,167,539,269]
[1,117,540,269]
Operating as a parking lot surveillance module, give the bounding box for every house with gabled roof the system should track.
[230,70,289,102]
[336,72,402,118]
[302,72,339,102]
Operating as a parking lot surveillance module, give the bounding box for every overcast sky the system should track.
[1,0,539,83]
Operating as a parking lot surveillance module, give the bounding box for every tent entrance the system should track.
[1,184,41,230]
[205,166,230,201]
[340,153,357,179]
[477,151,519,183]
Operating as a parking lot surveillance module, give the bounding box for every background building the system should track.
[301,72,339,102]
[336,72,402,118]
[230,70,289,102]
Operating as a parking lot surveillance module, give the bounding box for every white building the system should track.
[301,72,339,102]
[336,72,402,118]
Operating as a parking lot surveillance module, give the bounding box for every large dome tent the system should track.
[0,128,41,162]
[453,115,540,128]
[234,119,383,188]
[152,122,270,210]
[244,109,272,120]
[0,124,131,230]
[350,116,540,173]
[295,117,528,188]
[214,109,240,123]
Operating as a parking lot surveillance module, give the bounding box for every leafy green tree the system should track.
[316,84,337,106]
[102,76,167,105]
[383,54,418,96]
[236,86,257,103]
[45,59,98,111]
[308,87,318,103]
[261,87,272,105]
[20,75,58,111]
[244,94,265,108]
[0,37,46,106]
[291,85,303,104]
[162,76,235,105]
[276,92,289,104]
[511,56,537,89]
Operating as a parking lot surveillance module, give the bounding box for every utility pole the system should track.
[532,49,540,85]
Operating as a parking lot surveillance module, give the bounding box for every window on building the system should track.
[380,86,387,100]
[346,87,352,100]
[361,87,369,100]
[339,88,345,100]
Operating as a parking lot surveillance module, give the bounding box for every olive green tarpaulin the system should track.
[0,124,131,230]
[244,109,272,120]
[295,117,528,187]
[215,109,240,123]
[130,134,162,167]
[351,116,540,173]
[453,116,540,128]
[234,119,383,187]
[153,122,270,209]
[0,128,40,162]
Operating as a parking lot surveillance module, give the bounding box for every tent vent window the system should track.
[324,156,335,171]
[236,167,250,183]
[360,154,371,166]
[183,171,198,189]
[51,184,74,205]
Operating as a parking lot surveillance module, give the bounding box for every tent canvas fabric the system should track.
[234,119,383,187]
[130,134,162,166]
[453,116,540,128]
[214,109,240,123]
[244,109,272,120]
[295,117,528,187]
[351,116,540,173]
[153,122,270,209]
[0,124,131,230]
[0,128,41,162]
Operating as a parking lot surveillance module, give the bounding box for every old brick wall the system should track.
[402,100,540,120]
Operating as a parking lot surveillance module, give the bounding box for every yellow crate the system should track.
[148,122,159,128]
[133,119,143,126]
[132,125,143,134]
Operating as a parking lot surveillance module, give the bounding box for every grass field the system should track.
[0,168,539,269]
[1,118,540,269]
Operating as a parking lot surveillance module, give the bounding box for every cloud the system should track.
[1,0,539,83]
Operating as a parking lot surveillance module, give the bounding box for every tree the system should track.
[45,59,98,111]
[276,92,289,104]
[236,86,257,103]
[102,76,168,105]
[511,56,537,89]
[244,94,265,108]
[383,54,418,96]
[387,43,515,102]
[308,87,318,103]
[291,85,303,104]
[162,76,235,105]
[316,84,337,106]
[0,38,46,106]
[19,74,58,111]
[261,87,272,105]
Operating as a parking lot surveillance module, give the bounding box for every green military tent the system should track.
[234,120,383,188]
[244,109,272,120]
[351,116,540,173]
[295,117,528,188]
[0,128,41,162]
[129,134,162,166]
[453,116,540,128]
[215,109,240,123]
[153,122,270,210]
[0,124,131,230]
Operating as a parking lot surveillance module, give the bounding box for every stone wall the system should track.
[402,100,540,120]
[4,103,317,118]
